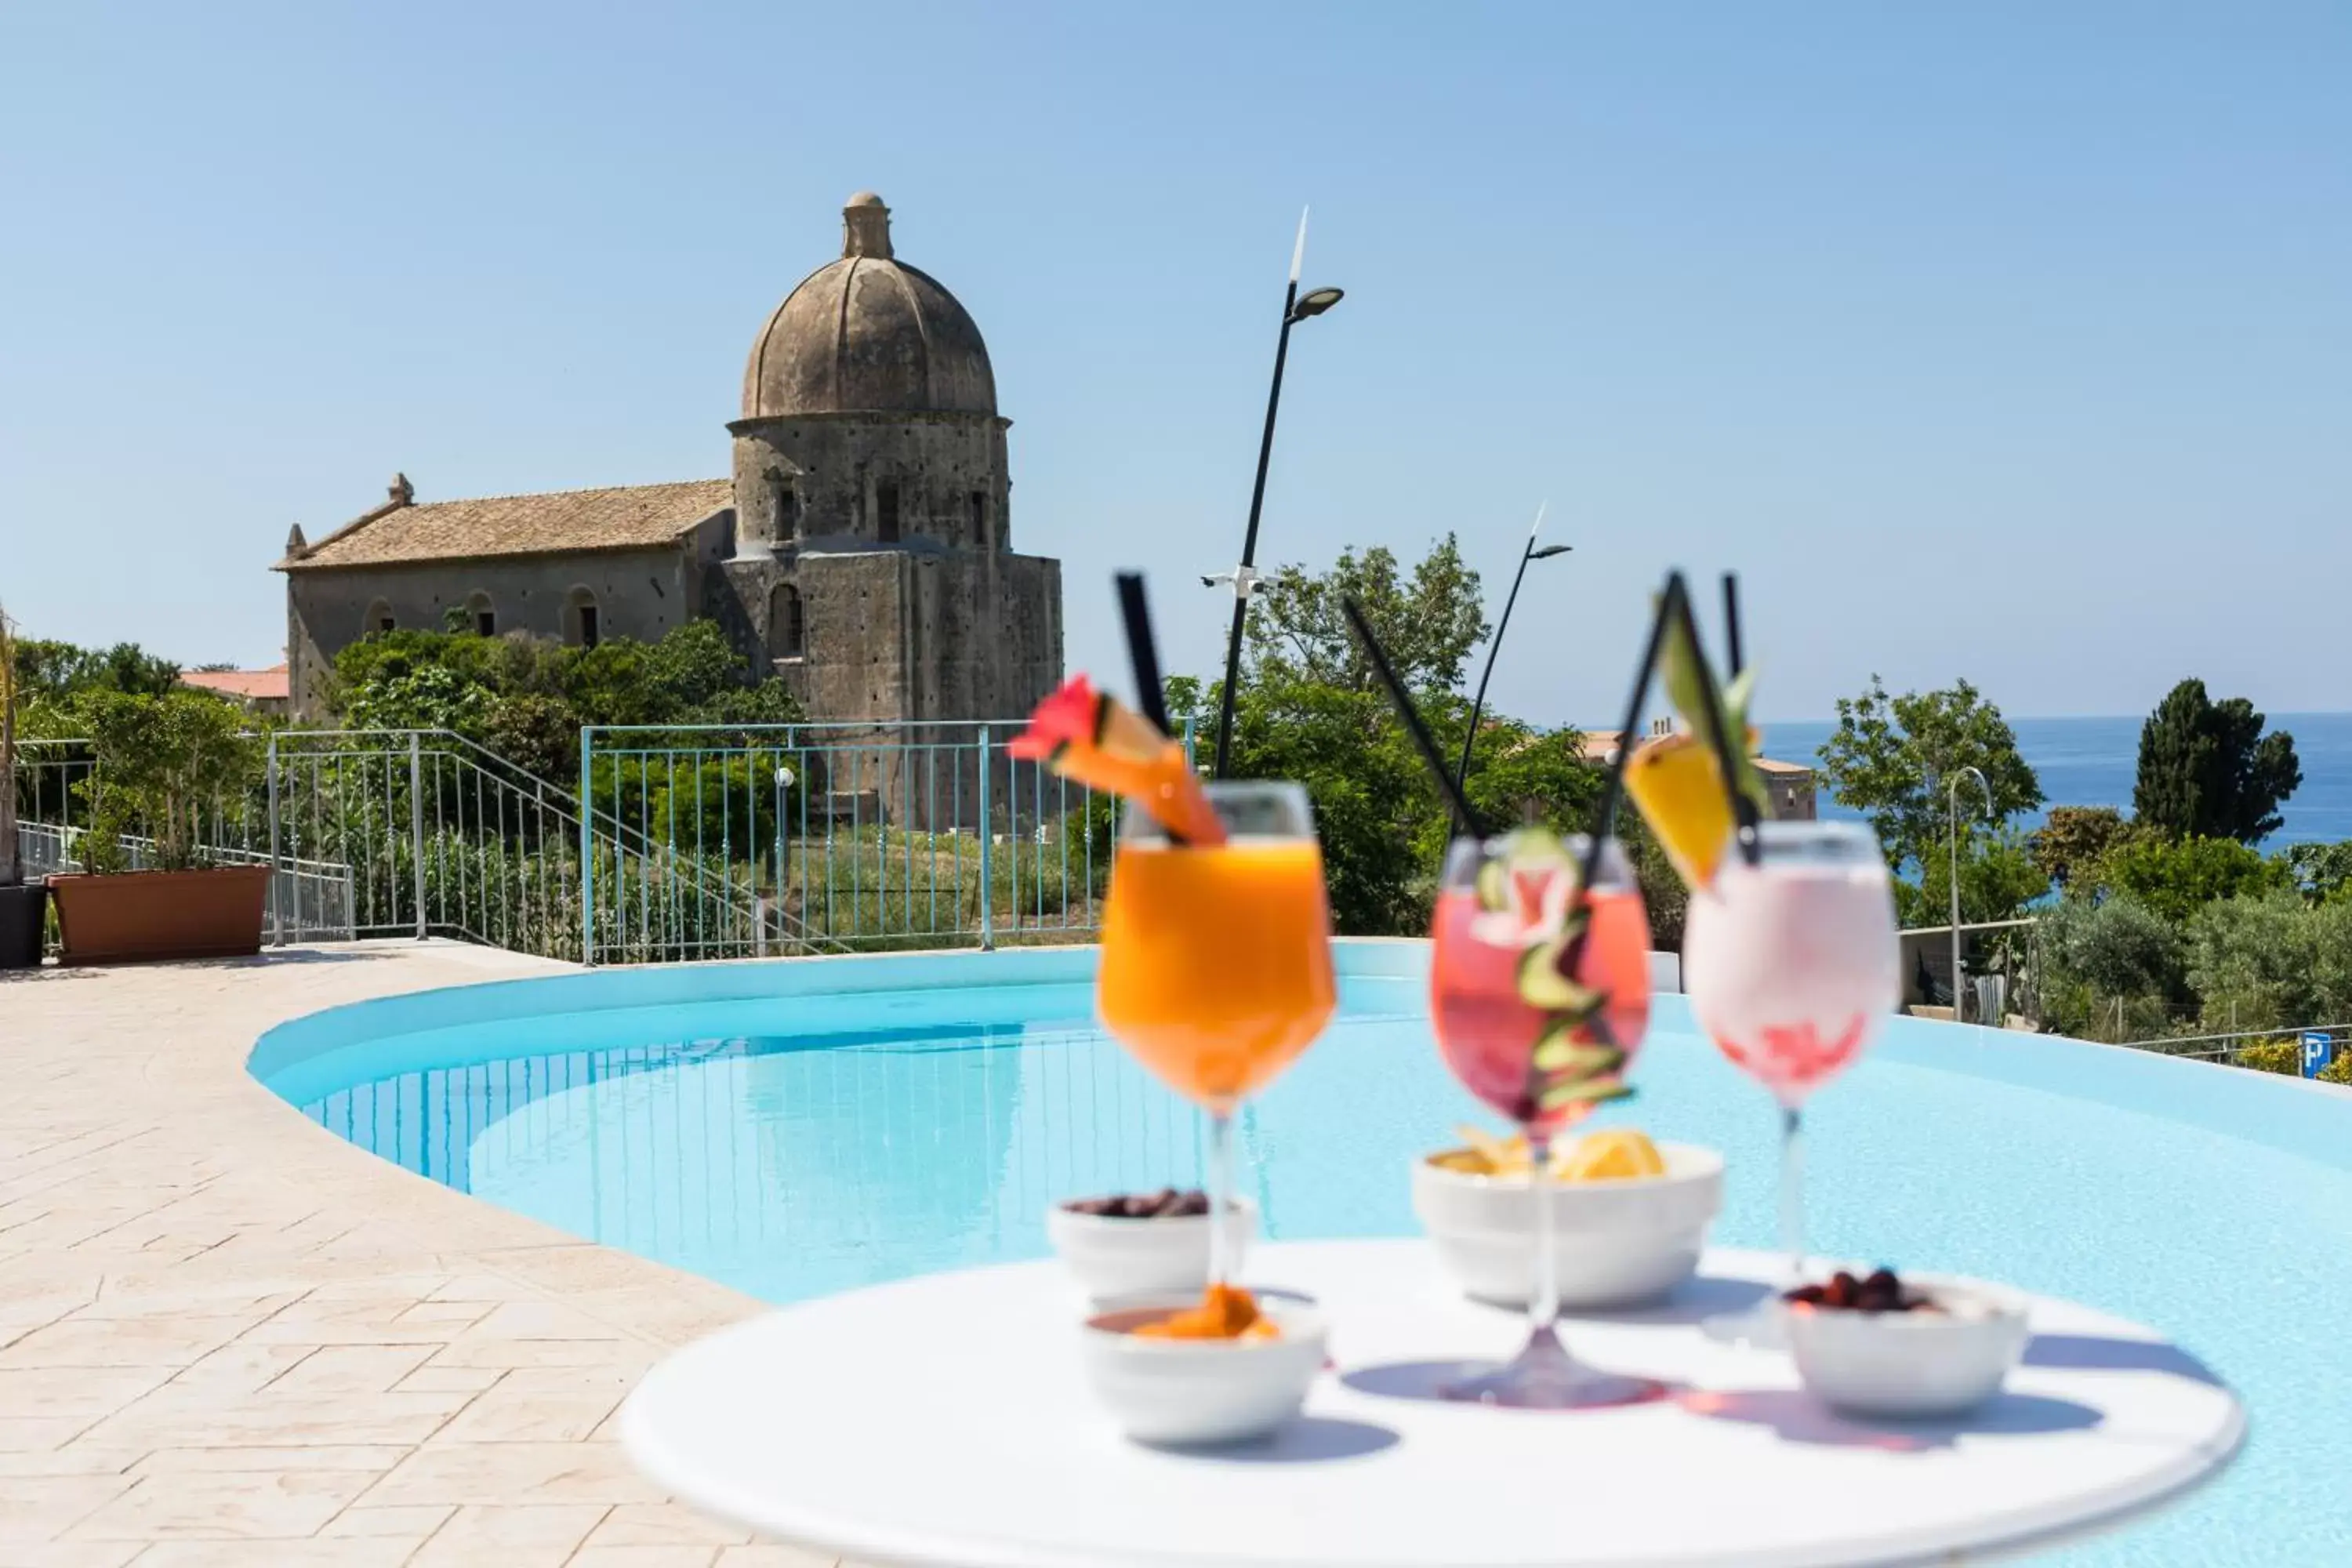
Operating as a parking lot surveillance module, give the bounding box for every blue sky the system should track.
[3,1,2345,724]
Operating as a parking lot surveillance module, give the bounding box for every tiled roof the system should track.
[1580,728,1812,774]
[281,479,731,570]
[180,665,289,702]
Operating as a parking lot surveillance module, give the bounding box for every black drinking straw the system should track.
[1339,596,1488,840]
[1114,572,1174,735]
[1722,572,1745,678]
[1670,572,1762,867]
[1574,579,1679,895]
[1113,572,1189,845]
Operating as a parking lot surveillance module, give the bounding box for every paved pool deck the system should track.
[0,941,829,1568]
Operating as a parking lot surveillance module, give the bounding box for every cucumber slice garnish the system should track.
[1533,1026,1623,1079]
[1540,1076,1637,1112]
[1515,937,1599,1011]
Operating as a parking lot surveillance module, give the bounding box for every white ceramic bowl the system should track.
[1079,1298,1328,1446]
[1786,1276,2031,1418]
[1047,1197,1256,1303]
[1410,1143,1724,1309]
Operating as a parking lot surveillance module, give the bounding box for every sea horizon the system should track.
[1746,710,2352,851]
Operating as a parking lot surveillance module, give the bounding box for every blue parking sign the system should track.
[2302,1031,2336,1079]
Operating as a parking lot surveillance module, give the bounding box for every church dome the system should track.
[741,194,996,419]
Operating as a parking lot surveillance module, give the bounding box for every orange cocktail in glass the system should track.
[1096,781,1335,1290]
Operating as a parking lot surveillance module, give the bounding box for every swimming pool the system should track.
[252,943,2352,1564]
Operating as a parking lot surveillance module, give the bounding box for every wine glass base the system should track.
[1438,1327,1668,1411]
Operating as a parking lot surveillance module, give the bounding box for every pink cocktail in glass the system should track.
[1425,832,1664,1409]
[1431,882,1652,1132]
[1682,819,1899,1343]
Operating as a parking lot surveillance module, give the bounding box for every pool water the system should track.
[255,951,2352,1565]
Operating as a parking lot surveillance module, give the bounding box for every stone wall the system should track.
[282,525,724,718]
[728,411,1009,554]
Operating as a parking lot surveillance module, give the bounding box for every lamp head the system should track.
[1530,543,1573,561]
[1290,286,1345,322]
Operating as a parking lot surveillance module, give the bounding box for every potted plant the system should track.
[46,688,270,964]
[0,604,45,969]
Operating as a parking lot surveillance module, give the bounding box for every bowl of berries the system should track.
[1784,1267,2031,1418]
[1048,1189,1256,1304]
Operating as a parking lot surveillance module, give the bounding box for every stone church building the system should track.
[276,193,1064,752]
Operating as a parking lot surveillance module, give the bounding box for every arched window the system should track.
[364,599,395,636]
[466,591,495,637]
[768,583,805,660]
[566,587,601,649]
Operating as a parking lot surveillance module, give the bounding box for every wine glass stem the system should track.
[1778,1104,1805,1290]
[1205,1109,1236,1290]
[1527,1130,1559,1335]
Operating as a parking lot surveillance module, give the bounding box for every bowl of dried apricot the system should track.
[1412,1127,1723,1309]
[1080,1286,1328,1446]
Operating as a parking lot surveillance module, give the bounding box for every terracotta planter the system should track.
[0,882,46,970]
[49,865,271,966]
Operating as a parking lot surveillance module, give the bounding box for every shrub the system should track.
[2035,895,2183,1000]
[2093,833,2288,924]
[2234,1039,2301,1076]
[2185,891,2352,1033]
[71,689,265,873]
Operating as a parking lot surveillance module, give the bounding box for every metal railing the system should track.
[13,719,1144,966]
[576,720,1148,965]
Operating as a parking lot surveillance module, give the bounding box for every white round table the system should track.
[621,1241,2242,1568]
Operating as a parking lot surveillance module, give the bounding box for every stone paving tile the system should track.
[268,1343,441,1395]
[0,1475,143,1544]
[65,1468,380,1540]
[582,1504,755,1548]
[126,1541,427,1566]
[0,945,768,1564]
[320,1503,456,1537]
[362,1442,667,1509]
[434,1381,629,1443]
[409,1504,612,1565]
[9,1543,147,1567]
[129,1446,412,1475]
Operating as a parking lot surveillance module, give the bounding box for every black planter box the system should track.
[0,881,48,969]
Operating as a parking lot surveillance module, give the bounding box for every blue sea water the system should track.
[259,953,2352,1566]
[1759,711,2352,848]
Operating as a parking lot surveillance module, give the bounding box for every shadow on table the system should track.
[1572,1274,1775,1327]
[1140,1416,1399,1464]
[2022,1334,2227,1389]
[1676,1388,2105,1452]
[1338,1360,1680,1408]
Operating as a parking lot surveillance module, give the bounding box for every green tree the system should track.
[69,689,264,872]
[2284,842,2352,904]
[2029,806,2143,890]
[1912,826,2049,928]
[1245,535,1487,695]
[2184,891,2332,1031]
[2091,833,2288,924]
[2042,893,2183,1006]
[2132,679,2300,844]
[1815,675,2044,877]
[14,638,183,706]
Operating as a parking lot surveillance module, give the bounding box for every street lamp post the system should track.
[1947,764,1993,1022]
[1208,209,1345,778]
[1452,503,1570,820]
